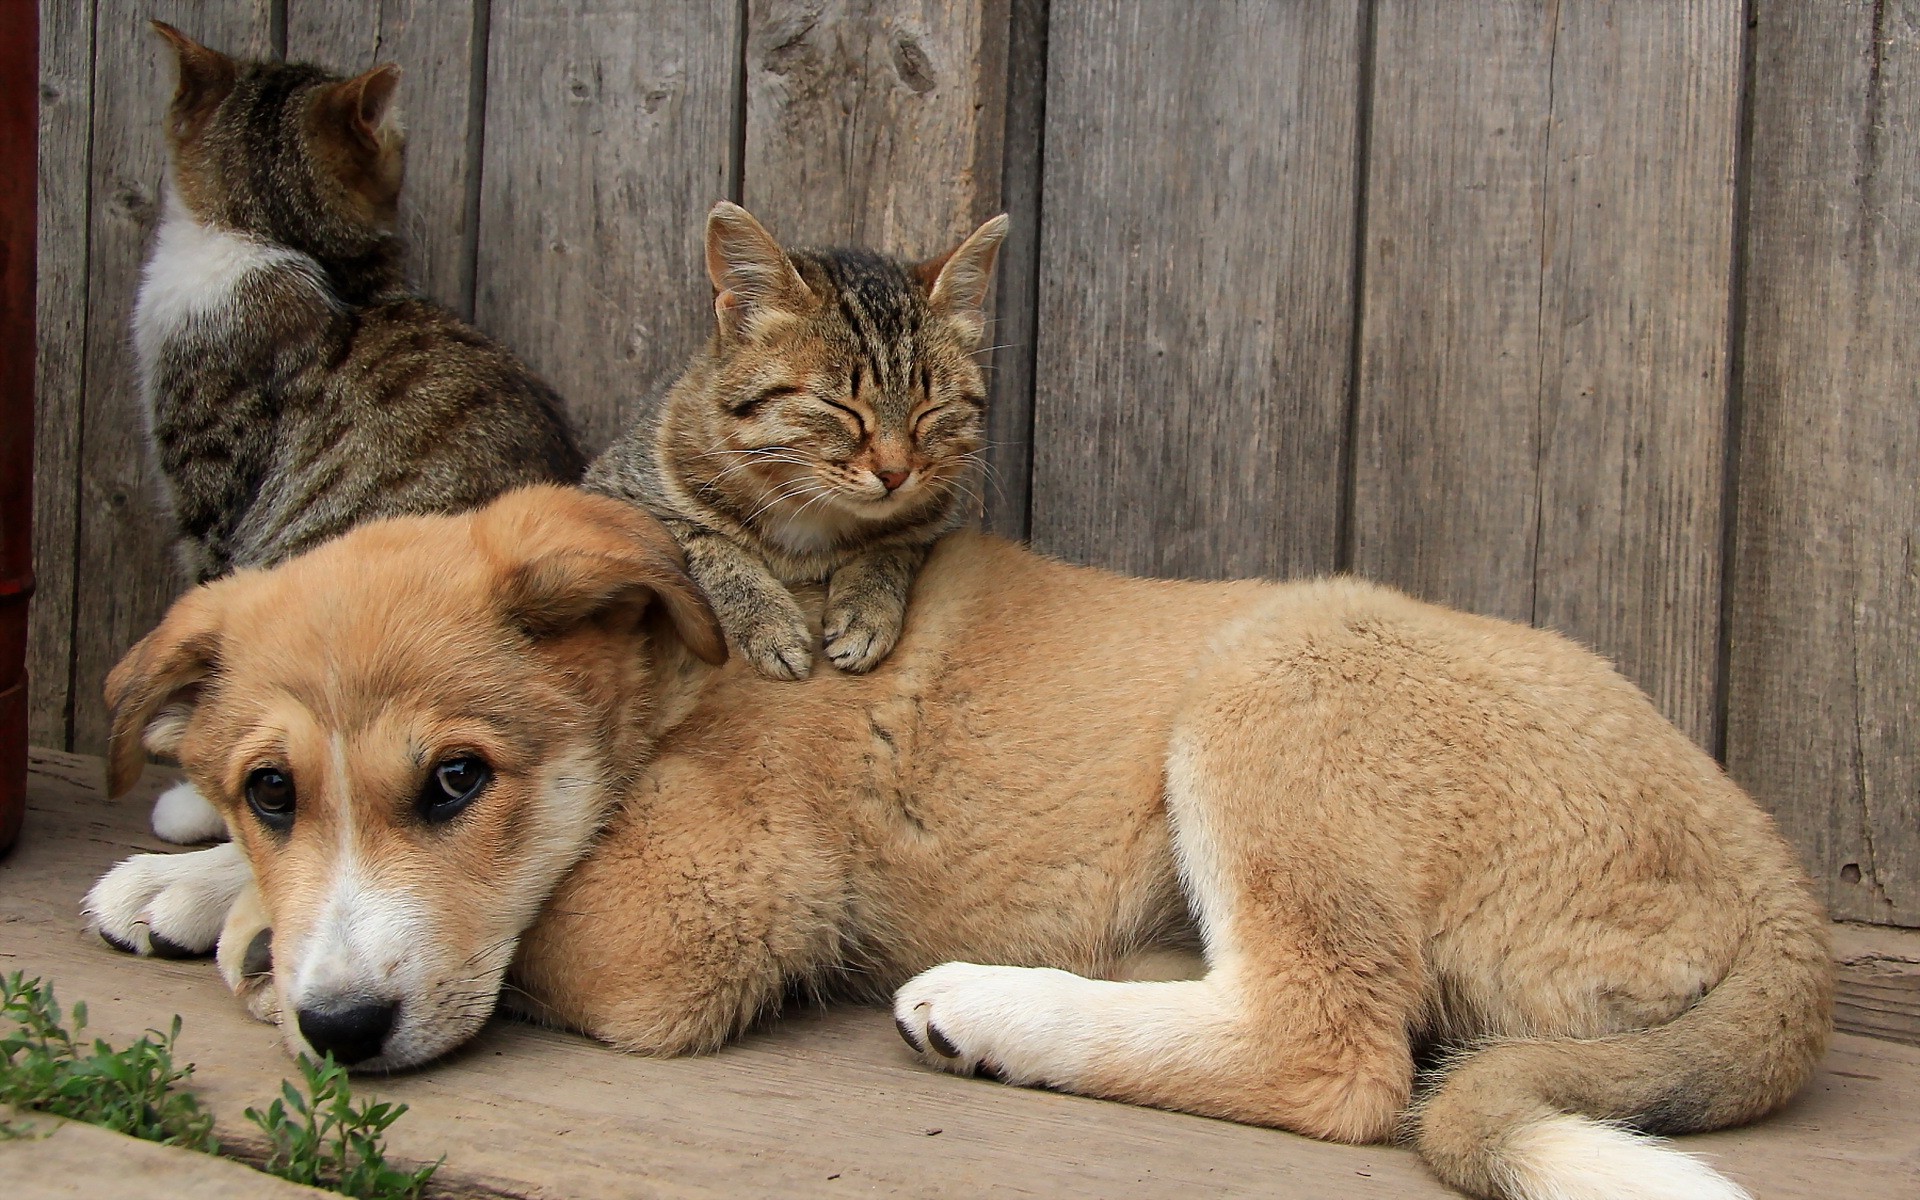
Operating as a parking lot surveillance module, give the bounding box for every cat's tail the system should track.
[1411,888,1832,1200]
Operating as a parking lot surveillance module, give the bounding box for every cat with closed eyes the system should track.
[587,202,1007,679]
[130,24,585,845]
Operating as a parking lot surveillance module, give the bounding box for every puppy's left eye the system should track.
[419,755,491,824]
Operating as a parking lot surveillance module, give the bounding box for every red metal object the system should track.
[0,2,38,854]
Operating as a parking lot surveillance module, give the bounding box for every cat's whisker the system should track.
[780,488,842,532]
[744,479,834,525]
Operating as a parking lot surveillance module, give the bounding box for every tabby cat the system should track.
[134,23,584,586]
[131,25,583,845]
[586,202,1006,679]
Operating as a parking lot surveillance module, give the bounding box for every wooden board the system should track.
[26,0,94,750]
[1351,0,1741,747]
[6,1110,330,1199]
[1029,0,1363,582]
[6,748,1920,1198]
[1349,2,1547,625]
[64,1,274,759]
[1725,0,1920,926]
[285,0,484,317]
[473,1,739,458]
[983,0,1045,539]
[1834,923,1920,1048]
[1524,1,1740,747]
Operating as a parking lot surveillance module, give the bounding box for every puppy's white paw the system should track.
[150,780,228,844]
[892,962,1088,1085]
[83,842,252,958]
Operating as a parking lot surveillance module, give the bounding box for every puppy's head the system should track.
[105,486,724,1070]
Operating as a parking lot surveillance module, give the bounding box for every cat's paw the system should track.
[84,842,252,958]
[822,598,902,674]
[738,615,814,680]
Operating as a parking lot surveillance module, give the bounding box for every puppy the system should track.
[89,485,1831,1200]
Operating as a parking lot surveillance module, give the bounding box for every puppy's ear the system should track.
[915,213,1008,346]
[104,589,223,798]
[484,487,728,666]
[705,201,814,340]
[151,21,236,137]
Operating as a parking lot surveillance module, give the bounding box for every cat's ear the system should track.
[151,21,236,134]
[325,63,404,156]
[916,214,1009,346]
[706,201,815,340]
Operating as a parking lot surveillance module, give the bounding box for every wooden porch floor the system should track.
[4,749,1918,1199]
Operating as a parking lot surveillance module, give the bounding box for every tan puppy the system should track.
[88,486,1830,1200]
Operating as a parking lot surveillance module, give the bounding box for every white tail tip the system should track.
[1496,1113,1751,1200]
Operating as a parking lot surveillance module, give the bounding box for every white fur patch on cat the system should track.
[131,190,330,409]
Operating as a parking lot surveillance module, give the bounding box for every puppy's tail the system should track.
[1414,889,1832,1200]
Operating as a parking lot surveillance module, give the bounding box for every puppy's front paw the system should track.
[822,597,901,674]
[216,884,281,1025]
[892,962,1084,1084]
[738,615,814,680]
[83,842,252,959]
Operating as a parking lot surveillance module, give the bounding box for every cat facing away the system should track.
[134,23,584,587]
[587,202,1006,678]
[133,24,584,845]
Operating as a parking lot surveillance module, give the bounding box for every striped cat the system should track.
[135,23,584,587]
[587,202,1006,679]
[132,24,584,845]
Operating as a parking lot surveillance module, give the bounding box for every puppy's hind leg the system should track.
[895,729,1424,1144]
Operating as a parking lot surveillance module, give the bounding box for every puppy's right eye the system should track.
[245,767,296,831]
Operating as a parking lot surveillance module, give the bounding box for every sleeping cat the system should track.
[132,24,585,844]
[135,22,584,586]
[587,202,1006,678]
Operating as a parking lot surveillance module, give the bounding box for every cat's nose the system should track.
[876,468,911,492]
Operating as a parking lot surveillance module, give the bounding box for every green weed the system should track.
[3,971,442,1200]
[0,971,217,1151]
[246,1052,441,1199]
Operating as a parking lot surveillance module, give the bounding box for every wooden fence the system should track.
[27,1,1920,929]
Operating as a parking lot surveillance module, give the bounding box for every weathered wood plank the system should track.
[1352,1,1740,747]
[1526,2,1741,747]
[285,0,482,317]
[1728,0,1920,925]
[1029,0,1363,580]
[5,1111,334,1199]
[475,1,739,456]
[1833,923,1920,1048]
[15,749,1920,1199]
[983,0,1044,539]
[27,0,95,751]
[1344,3,1550,621]
[65,2,274,758]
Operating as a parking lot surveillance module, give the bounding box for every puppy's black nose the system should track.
[296,998,398,1066]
